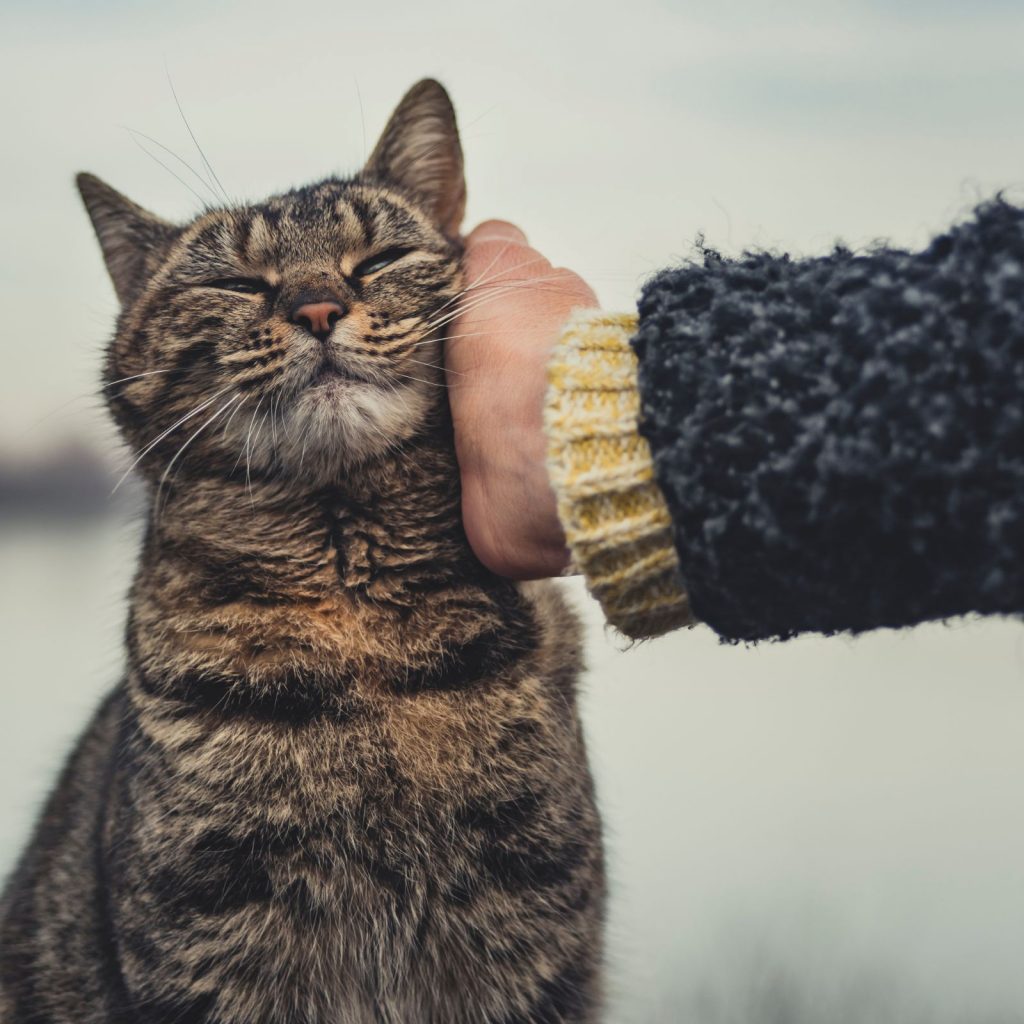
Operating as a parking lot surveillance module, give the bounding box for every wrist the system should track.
[544,310,693,638]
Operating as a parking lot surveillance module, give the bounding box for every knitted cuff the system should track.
[544,310,692,639]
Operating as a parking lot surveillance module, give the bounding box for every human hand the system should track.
[445,220,598,579]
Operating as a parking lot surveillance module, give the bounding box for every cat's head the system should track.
[79,79,465,491]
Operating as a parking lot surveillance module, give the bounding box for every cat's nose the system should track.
[289,300,346,341]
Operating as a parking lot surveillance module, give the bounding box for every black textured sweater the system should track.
[631,199,1024,642]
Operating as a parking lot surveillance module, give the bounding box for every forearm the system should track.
[454,205,1024,643]
[548,198,1024,638]
[622,199,1024,641]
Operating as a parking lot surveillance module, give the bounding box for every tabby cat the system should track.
[0,80,605,1023]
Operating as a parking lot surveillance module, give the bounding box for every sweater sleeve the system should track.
[544,311,693,639]
[633,199,1024,641]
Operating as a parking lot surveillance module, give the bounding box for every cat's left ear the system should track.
[363,79,466,237]
[76,173,178,306]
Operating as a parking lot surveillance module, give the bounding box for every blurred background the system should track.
[3,0,1024,1020]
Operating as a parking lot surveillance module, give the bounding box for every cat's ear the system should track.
[363,79,466,237]
[76,173,177,306]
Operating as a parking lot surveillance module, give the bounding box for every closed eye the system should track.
[203,277,273,295]
[353,248,411,278]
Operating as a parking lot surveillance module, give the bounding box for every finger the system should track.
[465,219,528,247]
[550,266,600,306]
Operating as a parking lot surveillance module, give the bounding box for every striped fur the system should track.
[0,80,605,1023]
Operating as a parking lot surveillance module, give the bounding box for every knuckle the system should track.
[469,219,528,245]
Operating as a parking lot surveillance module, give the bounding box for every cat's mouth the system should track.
[308,356,377,390]
[312,364,372,386]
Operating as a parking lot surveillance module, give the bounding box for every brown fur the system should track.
[0,80,604,1023]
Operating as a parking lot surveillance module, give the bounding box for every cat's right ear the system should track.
[76,173,177,306]
[363,80,466,238]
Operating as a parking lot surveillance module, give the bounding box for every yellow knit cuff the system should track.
[545,309,692,640]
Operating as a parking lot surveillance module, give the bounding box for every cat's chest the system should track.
[153,667,559,827]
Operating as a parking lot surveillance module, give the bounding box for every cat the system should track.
[0,80,605,1024]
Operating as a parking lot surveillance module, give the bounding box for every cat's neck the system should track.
[125,425,534,709]
[138,425,480,607]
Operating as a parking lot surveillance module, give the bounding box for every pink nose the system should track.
[290,300,345,341]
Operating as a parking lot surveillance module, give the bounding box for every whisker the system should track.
[111,385,233,494]
[461,102,499,132]
[103,369,176,389]
[408,357,459,375]
[420,285,535,335]
[411,330,489,351]
[127,134,209,207]
[21,370,176,438]
[237,396,265,498]
[414,242,534,325]
[122,127,218,202]
[392,371,449,390]
[421,274,592,337]
[220,393,250,440]
[245,401,269,506]
[270,393,281,449]
[421,283,539,332]
[229,397,259,474]
[417,251,555,332]
[459,254,557,295]
[418,261,586,339]
[411,251,507,323]
[354,77,368,166]
[154,394,241,513]
[165,64,231,206]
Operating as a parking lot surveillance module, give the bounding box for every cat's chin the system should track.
[239,376,433,488]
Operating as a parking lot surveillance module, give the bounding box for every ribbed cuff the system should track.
[544,310,692,639]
